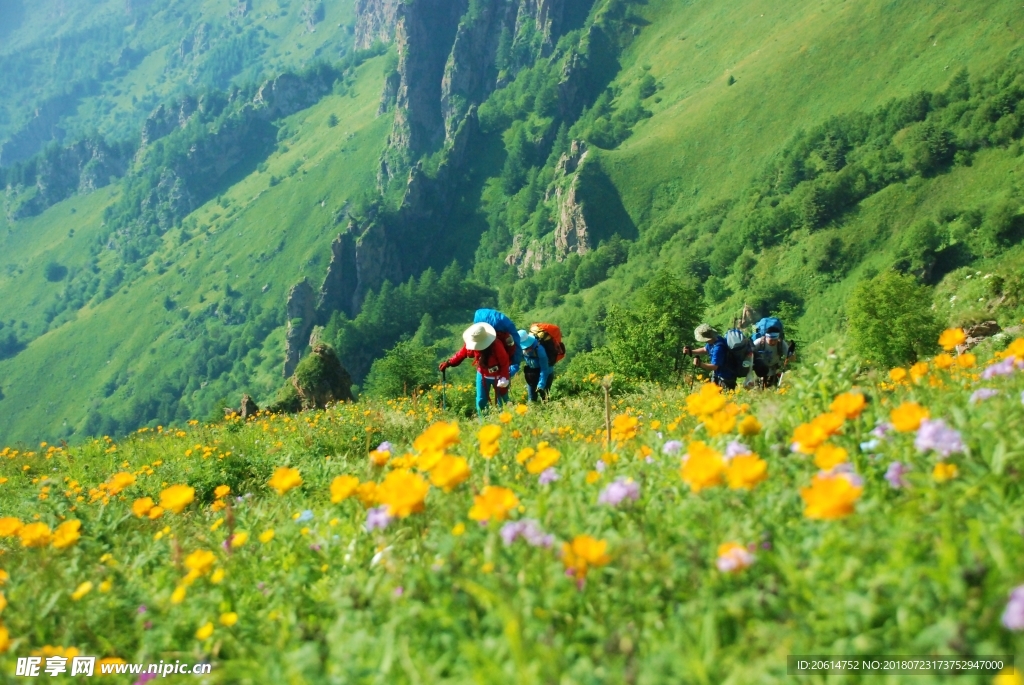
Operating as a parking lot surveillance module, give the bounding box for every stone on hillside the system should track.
[292,344,355,410]
[240,394,259,419]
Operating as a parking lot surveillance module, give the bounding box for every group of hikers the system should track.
[438,309,565,413]
[440,308,794,413]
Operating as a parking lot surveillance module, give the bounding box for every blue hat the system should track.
[518,329,537,349]
[766,332,781,340]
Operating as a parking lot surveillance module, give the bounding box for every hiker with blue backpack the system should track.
[684,323,752,390]
[473,308,523,376]
[752,317,794,388]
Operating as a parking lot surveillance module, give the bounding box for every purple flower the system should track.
[538,467,560,485]
[885,461,910,489]
[501,519,554,548]
[137,605,147,615]
[725,441,752,460]
[222,536,233,551]
[970,388,1000,404]
[598,477,640,507]
[662,440,683,456]
[393,586,404,598]
[376,441,393,453]
[143,621,153,631]
[595,459,606,473]
[365,506,392,532]
[982,357,1017,379]
[1002,585,1024,630]
[914,418,965,458]
[309,543,321,552]
[871,422,894,439]
[645,455,655,464]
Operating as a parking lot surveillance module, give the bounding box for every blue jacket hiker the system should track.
[518,329,553,401]
[474,308,523,374]
[684,323,749,390]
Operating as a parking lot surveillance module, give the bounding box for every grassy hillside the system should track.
[3,0,1024,444]
[0,54,390,442]
[0,334,1022,681]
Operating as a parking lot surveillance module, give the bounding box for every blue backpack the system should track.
[723,327,752,375]
[755,317,784,341]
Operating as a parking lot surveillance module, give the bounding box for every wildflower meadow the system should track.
[1,333,1024,683]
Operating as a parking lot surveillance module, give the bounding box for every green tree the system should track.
[846,271,942,367]
[364,340,439,399]
[605,270,705,382]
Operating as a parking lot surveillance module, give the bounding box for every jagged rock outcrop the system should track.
[240,394,259,418]
[355,0,402,50]
[301,1,325,32]
[317,231,359,319]
[253,70,338,121]
[12,138,131,219]
[283,280,317,378]
[505,234,549,276]
[292,344,355,409]
[140,96,199,146]
[551,140,591,259]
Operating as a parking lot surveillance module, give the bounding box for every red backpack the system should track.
[529,323,566,364]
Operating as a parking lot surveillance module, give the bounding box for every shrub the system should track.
[846,271,943,367]
[364,341,439,399]
[44,262,68,282]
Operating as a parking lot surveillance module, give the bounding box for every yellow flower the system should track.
[515,447,535,464]
[230,531,249,548]
[585,470,601,484]
[259,529,275,544]
[686,382,728,416]
[148,506,164,520]
[376,469,429,518]
[210,568,225,584]
[526,446,561,475]
[481,562,495,574]
[268,467,302,495]
[468,486,519,523]
[791,413,845,454]
[938,327,967,351]
[478,424,502,459]
[801,473,862,520]
[71,581,93,601]
[159,484,196,513]
[19,522,52,548]
[830,392,866,419]
[195,622,214,640]
[451,523,466,536]
[355,482,379,507]
[498,411,513,424]
[562,535,610,581]
[214,485,231,499]
[99,580,112,593]
[330,475,360,503]
[933,462,958,482]
[131,497,155,518]
[813,444,849,470]
[680,441,725,493]
[993,667,1023,685]
[0,591,6,613]
[105,472,136,495]
[891,401,929,432]
[51,520,81,549]
[933,353,955,370]
[429,455,471,492]
[909,361,929,383]
[610,414,640,442]
[956,353,976,368]
[170,585,187,604]
[184,549,216,576]
[738,415,762,436]
[515,403,529,416]
[413,421,460,454]
[726,454,768,490]
[219,612,238,627]
[368,449,390,466]
[0,625,10,653]
[703,410,737,436]
[0,517,24,537]
[0,570,8,585]
[889,367,908,383]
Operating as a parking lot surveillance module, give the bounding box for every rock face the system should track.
[292,344,355,409]
[240,394,259,418]
[552,141,591,260]
[283,280,317,378]
[355,0,403,50]
[317,231,360,319]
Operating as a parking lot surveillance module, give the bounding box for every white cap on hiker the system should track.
[463,322,497,351]
[694,324,719,343]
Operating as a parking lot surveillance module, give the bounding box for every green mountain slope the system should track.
[3,0,1024,444]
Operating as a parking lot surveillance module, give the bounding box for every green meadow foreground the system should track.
[1,331,1023,683]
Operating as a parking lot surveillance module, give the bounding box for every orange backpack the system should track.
[529,323,566,364]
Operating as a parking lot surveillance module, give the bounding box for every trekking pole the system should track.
[441,368,447,411]
[776,371,785,389]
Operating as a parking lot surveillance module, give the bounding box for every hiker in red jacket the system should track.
[439,322,510,414]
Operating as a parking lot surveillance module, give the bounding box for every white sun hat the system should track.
[463,322,497,351]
